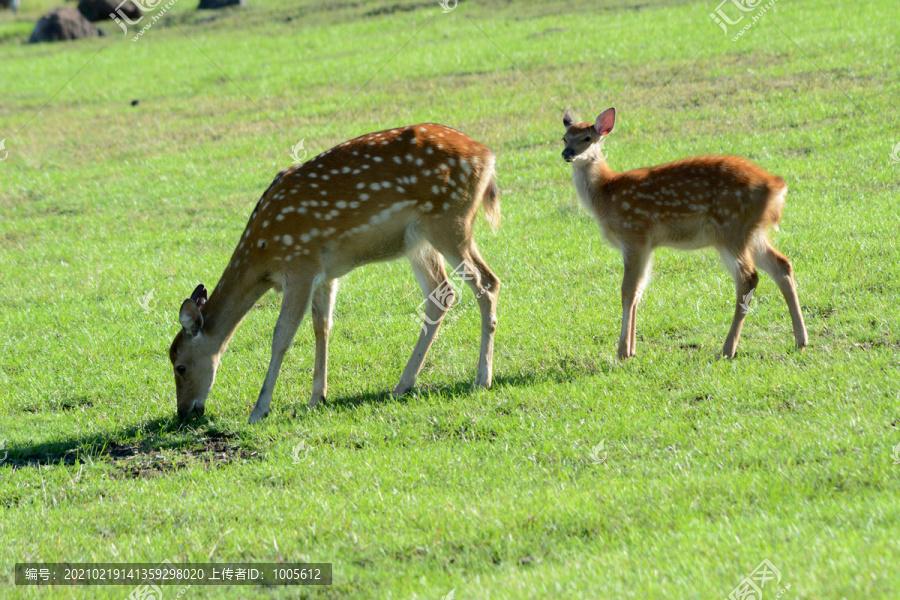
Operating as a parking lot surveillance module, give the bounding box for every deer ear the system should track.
[563,108,575,128]
[189,284,208,311]
[595,107,616,136]
[179,299,204,336]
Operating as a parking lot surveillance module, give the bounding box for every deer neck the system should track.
[200,264,270,355]
[572,155,616,215]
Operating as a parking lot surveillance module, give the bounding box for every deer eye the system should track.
[583,136,591,142]
[176,365,186,376]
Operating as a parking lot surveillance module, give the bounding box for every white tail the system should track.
[562,107,807,359]
[170,124,501,422]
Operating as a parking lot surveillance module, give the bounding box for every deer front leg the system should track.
[249,274,316,423]
[309,278,338,408]
[618,247,651,361]
[394,248,452,398]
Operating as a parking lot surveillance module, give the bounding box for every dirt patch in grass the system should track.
[4,436,261,478]
[110,437,260,479]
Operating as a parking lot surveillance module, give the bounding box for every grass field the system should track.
[1,0,899,598]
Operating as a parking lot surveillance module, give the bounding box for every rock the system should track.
[28,7,105,43]
[78,0,141,22]
[197,0,246,9]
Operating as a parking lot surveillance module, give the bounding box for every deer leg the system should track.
[618,247,652,360]
[630,254,652,354]
[464,245,500,389]
[249,273,316,423]
[309,278,338,408]
[719,249,759,358]
[754,240,808,350]
[394,247,453,398]
[429,239,500,390]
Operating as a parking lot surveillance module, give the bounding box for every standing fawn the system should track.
[170,124,501,423]
[562,107,807,359]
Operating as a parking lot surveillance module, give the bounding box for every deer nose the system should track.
[178,401,203,420]
[561,148,574,161]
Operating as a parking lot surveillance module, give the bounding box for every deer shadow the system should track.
[310,355,616,414]
[1,414,225,469]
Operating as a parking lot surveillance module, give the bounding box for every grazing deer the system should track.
[561,107,807,359]
[170,124,501,423]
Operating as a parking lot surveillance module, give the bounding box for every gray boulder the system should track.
[198,0,246,9]
[28,7,106,43]
[78,0,142,22]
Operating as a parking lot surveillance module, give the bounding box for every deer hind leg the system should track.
[393,246,453,398]
[427,235,500,390]
[753,239,808,350]
[618,246,652,361]
[309,278,338,408]
[249,273,317,423]
[719,247,759,358]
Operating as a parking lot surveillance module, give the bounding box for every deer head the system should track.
[561,107,615,163]
[169,284,218,419]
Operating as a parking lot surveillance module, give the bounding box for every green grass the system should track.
[1,0,899,598]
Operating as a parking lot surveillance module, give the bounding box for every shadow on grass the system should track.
[315,355,617,414]
[0,414,239,470]
[3,356,616,465]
